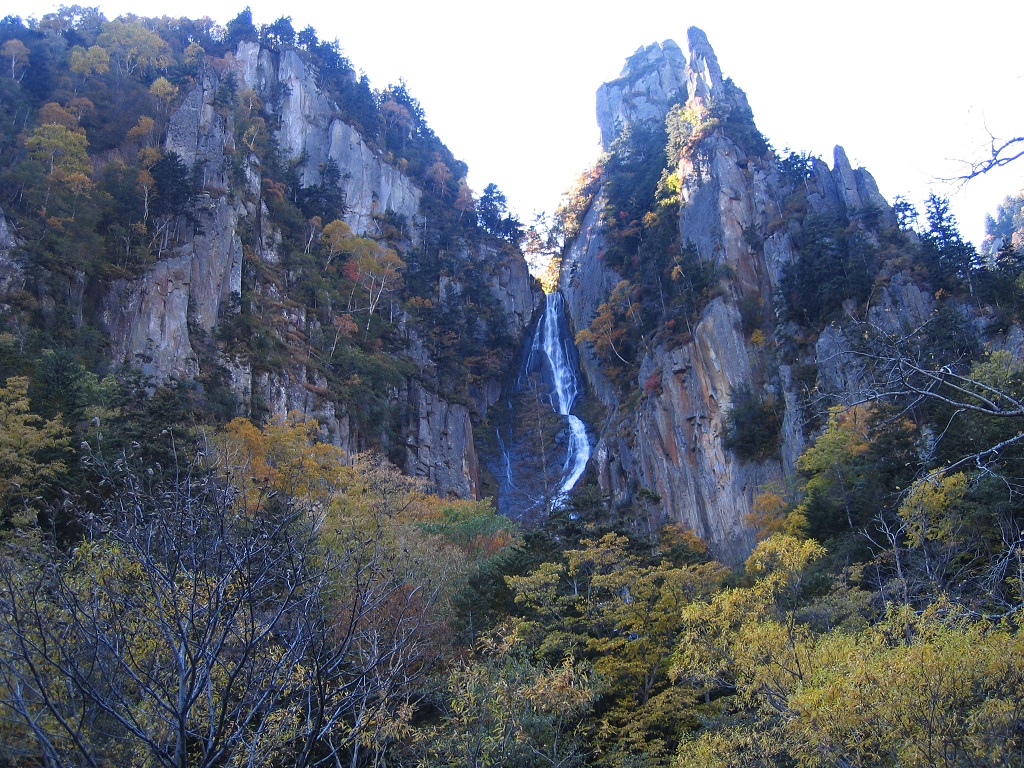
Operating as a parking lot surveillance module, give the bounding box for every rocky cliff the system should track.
[0,28,536,501]
[561,28,908,561]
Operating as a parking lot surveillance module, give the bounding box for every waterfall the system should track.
[539,292,591,502]
[489,290,592,518]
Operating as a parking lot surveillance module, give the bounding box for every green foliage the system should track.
[0,376,69,533]
[674,571,1024,768]
[709,78,770,158]
[505,531,728,766]
[601,122,670,273]
[417,648,597,768]
[790,405,876,541]
[578,115,725,386]
[919,194,978,293]
[777,149,815,189]
[477,182,523,244]
[723,383,782,461]
[984,191,1024,255]
[780,212,879,326]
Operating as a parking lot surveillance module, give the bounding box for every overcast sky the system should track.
[15,0,1024,245]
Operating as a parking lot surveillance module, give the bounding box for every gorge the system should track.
[0,13,1004,562]
[490,289,591,520]
[2,9,1024,766]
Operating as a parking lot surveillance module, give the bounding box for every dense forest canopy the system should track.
[0,7,1023,767]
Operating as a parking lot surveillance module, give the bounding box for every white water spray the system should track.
[537,292,591,503]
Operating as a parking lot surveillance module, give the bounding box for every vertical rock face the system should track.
[0,210,21,293]
[84,40,535,500]
[104,196,244,380]
[562,28,896,562]
[102,59,244,381]
[404,380,480,498]
[596,40,688,151]
[235,44,422,236]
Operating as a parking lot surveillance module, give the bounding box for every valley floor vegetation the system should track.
[1,392,1023,768]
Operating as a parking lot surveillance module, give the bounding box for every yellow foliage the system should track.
[898,471,968,547]
[0,376,69,533]
[68,44,109,77]
[213,412,350,515]
[148,76,177,103]
[746,489,789,540]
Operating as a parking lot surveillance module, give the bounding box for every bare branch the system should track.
[948,134,1024,183]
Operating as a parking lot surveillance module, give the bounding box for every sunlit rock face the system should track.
[596,40,688,151]
[562,28,899,562]
[234,44,422,237]
[74,38,539,500]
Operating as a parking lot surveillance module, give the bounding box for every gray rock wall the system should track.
[234,45,422,236]
[562,28,906,561]
[95,40,531,500]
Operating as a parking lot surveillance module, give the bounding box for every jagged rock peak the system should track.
[596,40,687,150]
[596,28,728,151]
[685,26,724,105]
[804,145,895,225]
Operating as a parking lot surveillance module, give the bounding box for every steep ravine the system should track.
[0,21,954,556]
[485,290,592,522]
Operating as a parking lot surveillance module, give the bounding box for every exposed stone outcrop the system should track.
[234,43,422,236]
[559,196,622,409]
[166,65,233,192]
[562,28,901,562]
[0,208,25,330]
[104,196,243,380]
[91,40,534,500]
[596,40,688,151]
[808,146,895,227]
[404,380,479,498]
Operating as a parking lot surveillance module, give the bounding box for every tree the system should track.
[0,437,458,767]
[576,280,639,377]
[354,241,406,329]
[852,329,1024,476]
[781,605,1024,767]
[790,404,874,538]
[224,7,258,49]
[955,133,1024,181]
[477,182,522,243]
[0,377,69,533]
[146,151,195,254]
[418,648,597,768]
[24,123,90,178]
[2,38,29,81]
[261,16,295,50]
[920,194,977,290]
[426,157,453,197]
[68,44,109,78]
[506,533,728,766]
[149,76,177,110]
[96,18,172,78]
[319,218,353,265]
[723,384,782,461]
[674,597,1024,768]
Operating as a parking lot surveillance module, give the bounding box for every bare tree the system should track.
[838,322,1024,614]
[846,322,1024,475]
[0,448,450,767]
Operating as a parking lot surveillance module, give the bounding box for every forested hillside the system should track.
[1,9,1023,767]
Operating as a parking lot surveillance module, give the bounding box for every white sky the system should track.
[15,0,1024,245]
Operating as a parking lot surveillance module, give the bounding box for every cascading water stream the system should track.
[539,292,591,502]
[489,289,592,518]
